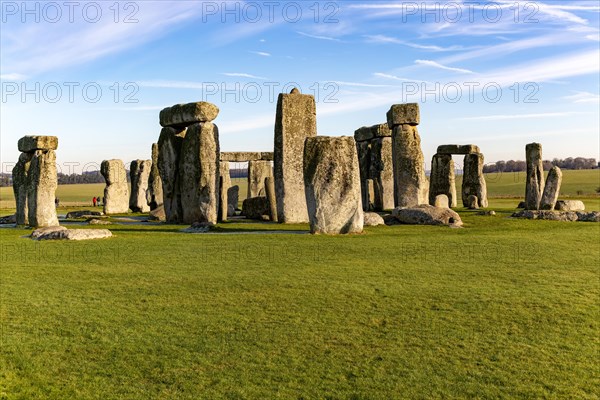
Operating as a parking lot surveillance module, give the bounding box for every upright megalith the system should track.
[265,176,278,222]
[12,152,32,225]
[429,154,457,208]
[461,153,488,208]
[248,160,273,198]
[303,136,363,234]
[129,160,152,213]
[355,140,371,210]
[370,136,394,211]
[147,143,163,210]
[27,149,59,227]
[101,159,129,214]
[540,166,562,210]
[274,88,317,223]
[219,161,232,222]
[179,122,220,224]
[525,143,545,210]
[158,127,186,223]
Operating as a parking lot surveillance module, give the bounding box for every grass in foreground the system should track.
[1,211,598,399]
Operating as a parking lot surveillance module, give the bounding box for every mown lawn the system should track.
[1,210,598,399]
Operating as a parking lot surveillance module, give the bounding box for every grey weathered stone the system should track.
[386,103,420,128]
[218,161,231,222]
[517,201,526,209]
[391,205,462,227]
[434,194,449,208]
[31,226,112,240]
[274,88,317,223]
[27,150,59,227]
[242,196,270,220]
[467,195,479,209]
[265,176,278,222]
[303,136,363,234]
[356,140,371,211]
[149,204,166,222]
[158,126,186,223]
[12,152,32,225]
[372,123,392,138]
[477,210,496,216]
[370,137,394,211]
[576,211,599,222]
[148,143,163,210]
[429,154,457,208]
[525,143,545,210]
[364,212,385,226]
[354,126,374,142]
[101,159,130,215]
[391,125,429,207]
[88,219,111,225]
[461,153,488,208]
[228,185,239,211]
[18,136,58,153]
[181,222,215,233]
[540,166,562,210]
[0,214,16,224]
[511,210,597,222]
[129,160,152,213]
[248,160,273,198]
[219,151,274,162]
[66,210,102,219]
[159,102,219,127]
[436,144,480,155]
[179,122,220,224]
[555,200,585,211]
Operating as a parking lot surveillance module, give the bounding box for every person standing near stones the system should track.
[92,196,97,207]
[55,197,60,208]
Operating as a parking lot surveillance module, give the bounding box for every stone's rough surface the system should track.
[129,160,152,213]
[66,210,102,219]
[159,102,219,127]
[356,141,371,211]
[429,154,457,208]
[227,205,236,217]
[148,143,163,210]
[88,219,111,225]
[181,222,215,233]
[27,150,59,227]
[525,143,545,210]
[372,123,392,138]
[387,103,420,128]
[220,152,274,162]
[265,177,278,222]
[370,137,395,211]
[18,136,58,153]
[158,127,186,223]
[512,210,598,222]
[364,212,385,226]
[248,160,273,198]
[462,153,488,208]
[436,144,480,155]
[228,185,239,211]
[434,194,449,208]
[0,214,17,224]
[218,161,231,222]
[101,159,130,215]
[274,89,317,223]
[577,211,600,222]
[354,126,374,142]
[13,152,32,225]
[242,196,270,220]
[179,122,220,224]
[540,166,562,210]
[392,205,463,227]
[517,201,526,209]
[303,136,363,234]
[149,205,166,222]
[555,200,585,211]
[467,195,479,209]
[31,226,112,241]
[391,125,429,207]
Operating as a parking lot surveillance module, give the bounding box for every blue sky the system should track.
[1,0,599,173]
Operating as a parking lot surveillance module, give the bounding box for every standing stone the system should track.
[101,159,129,214]
[129,160,152,213]
[247,160,273,198]
[158,127,186,223]
[274,88,317,223]
[12,152,32,225]
[303,136,363,234]
[540,166,562,210]
[27,150,59,227]
[179,122,220,224]
[356,140,371,211]
[525,143,545,210]
[429,154,457,208]
[218,161,231,222]
[434,194,449,208]
[370,137,395,210]
[265,176,278,222]
[228,185,239,211]
[147,143,163,210]
[462,153,488,208]
[467,195,479,209]
[391,125,429,207]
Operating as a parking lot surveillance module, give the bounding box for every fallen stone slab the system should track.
[242,196,270,220]
[160,102,219,127]
[0,214,16,224]
[66,210,103,219]
[18,136,58,153]
[387,103,420,128]
[391,205,463,227]
[88,219,112,225]
[148,205,166,222]
[364,212,385,226]
[181,222,215,233]
[436,144,480,155]
[31,226,112,240]
[511,210,583,221]
[555,200,585,211]
[477,210,496,216]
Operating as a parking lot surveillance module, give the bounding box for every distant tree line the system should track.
[0,170,131,187]
[483,157,598,173]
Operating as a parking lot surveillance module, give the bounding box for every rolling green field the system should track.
[1,170,599,399]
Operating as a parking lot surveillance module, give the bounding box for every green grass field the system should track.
[1,170,599,399]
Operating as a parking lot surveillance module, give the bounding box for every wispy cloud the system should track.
[0,73,27,80]
[138,80,206,89]
[415,59,474,74]
[332,81,396,88]
[297,31,341,42]
[364,35,472,51]
[562,91,600,104]
[373,73,432,84]
[221,72,268,80]
[456,112,589,121]
[250,51,271,57]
